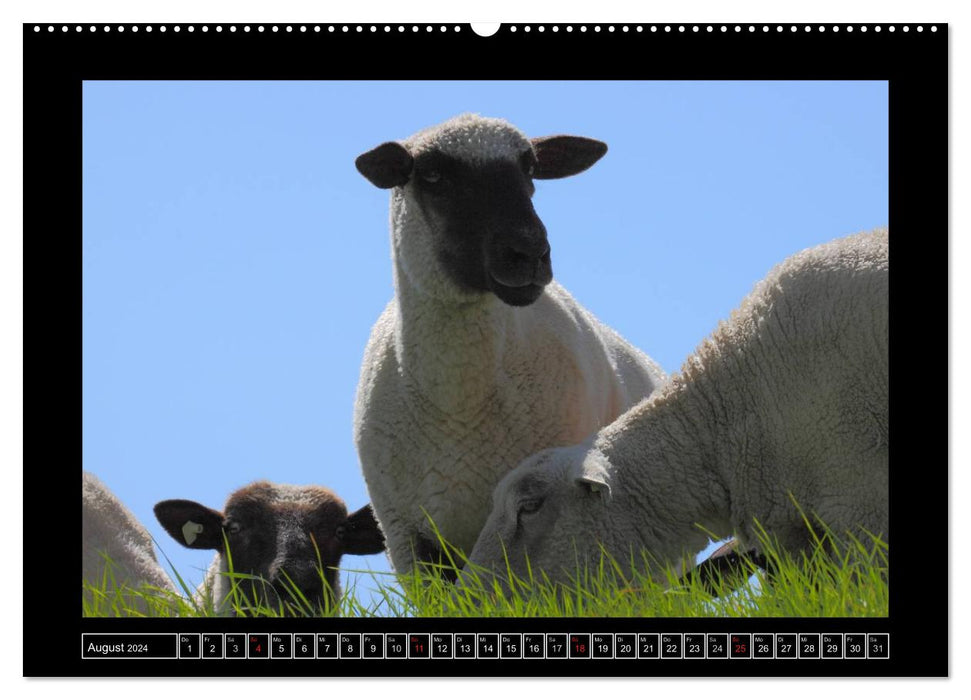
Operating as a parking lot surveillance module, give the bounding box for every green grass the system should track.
[82,520,888,618]
[81,553,192,617]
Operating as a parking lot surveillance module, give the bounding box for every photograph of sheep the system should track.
[82,80,888,617]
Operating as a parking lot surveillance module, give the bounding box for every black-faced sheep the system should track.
[353,113,667,578]
[466,229,888,587]
[154,481,385,615]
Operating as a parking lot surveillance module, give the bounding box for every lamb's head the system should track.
[154,481,385,614]
[355,113,607,307]
[464,443,617,588]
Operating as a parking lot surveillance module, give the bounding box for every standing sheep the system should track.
[82,471,177,612]
[154,480,385,615]
[466,229,888,586]
[353,113,667,577]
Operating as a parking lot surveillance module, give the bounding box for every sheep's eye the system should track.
[225,521,242,536]
[519,498,544,516]
[335,524,346,540]
[515,498,544,530]
[420,170,441,184]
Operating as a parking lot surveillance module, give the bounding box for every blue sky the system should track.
[82,80,887,612]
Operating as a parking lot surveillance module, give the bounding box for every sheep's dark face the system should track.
[154,481,385,615]
[355,114,608,307]
[410,149,551,307]
[218,484,349,611]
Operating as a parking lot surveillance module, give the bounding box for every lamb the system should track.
[466,229,888,587]
[353,113,667,578]
[154,480,385,615]
[82,471,177,611]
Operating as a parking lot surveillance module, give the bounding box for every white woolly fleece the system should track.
[468,229,889,585]
[403,112,531,164]
[82,471,176,603]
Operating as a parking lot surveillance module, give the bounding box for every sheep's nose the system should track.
[504,219,549,257]
[270,562,319,591]
[504,240,549,266]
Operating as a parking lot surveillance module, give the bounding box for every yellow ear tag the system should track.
[182,520,204,546]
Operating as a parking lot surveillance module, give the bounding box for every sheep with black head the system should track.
[353,113,667,578]
[154,481,385,615]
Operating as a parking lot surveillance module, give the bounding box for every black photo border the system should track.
[24,21,947,678]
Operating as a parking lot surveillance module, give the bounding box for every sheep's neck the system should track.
[596,380,735,566]
[392,269,513,416]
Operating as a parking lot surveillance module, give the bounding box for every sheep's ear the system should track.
[570,451,613,503]
[355,141,414,189]
[530,135,608,179]
[153,499,225,550]
[339,504,386,555]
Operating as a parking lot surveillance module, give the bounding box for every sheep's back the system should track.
[712,230,889,547]
[82,472,176,607]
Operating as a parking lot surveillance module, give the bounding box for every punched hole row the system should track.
[33,24,939,34]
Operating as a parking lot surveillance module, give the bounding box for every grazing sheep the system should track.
[154,481,385,615]
[466,229,888,586]
[353,113,667,577]
[82,471,177,609]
